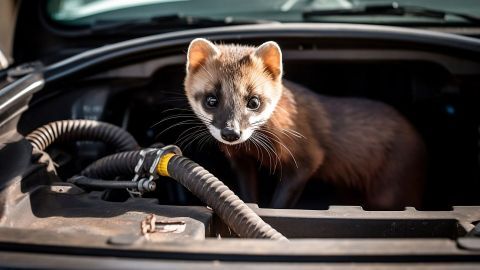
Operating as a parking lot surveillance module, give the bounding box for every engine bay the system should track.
[17,42,480,209]
[1,24,480,262]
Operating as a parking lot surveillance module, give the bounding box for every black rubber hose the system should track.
[26,120,139,152]
[80,150,287,240]
[167,155,287,240]
[81,151,141,178]
[69,176,138,189]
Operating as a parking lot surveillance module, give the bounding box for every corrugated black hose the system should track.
[80,151,140,178]
[166,154,287,240]
[26,120,139,152]
[81,150,287,240]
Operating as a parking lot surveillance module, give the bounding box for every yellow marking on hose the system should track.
[157,153,176,177]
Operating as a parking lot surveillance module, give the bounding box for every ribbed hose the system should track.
[26,120,139,152]
[80,150,287,240]
[167,155,287,240]
[81,151,140,178]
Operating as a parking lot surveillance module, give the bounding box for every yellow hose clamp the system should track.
[150,145,182,177]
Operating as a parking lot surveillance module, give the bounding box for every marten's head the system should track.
[184,38,283,145]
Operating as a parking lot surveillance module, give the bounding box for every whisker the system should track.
[183,130,210,151]
[260,132,282,173]
[151,114,200,126]
[159,113,210,122]
[162,110,213,123]
[260,125,296,142]
[161,107,195,114]
[259,128,298,169]
[175,125,206,146]
[224,146,232,157]
[282,128,306,139]
[177,127,208,148]
[154,119,204,139]
[152,110,212,128]
[254,133,275,174]
[249,135,263,168]
[197,132,213,151]
[261,133,284,179]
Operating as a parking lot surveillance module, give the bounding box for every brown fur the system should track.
[184,40,426,209]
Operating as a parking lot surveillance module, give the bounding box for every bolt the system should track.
[147,181,156,191]
[137,179,156,193]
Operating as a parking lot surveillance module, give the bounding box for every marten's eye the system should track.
[205,95,218,108]
[247,96,261,110]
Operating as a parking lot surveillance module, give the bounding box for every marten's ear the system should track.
[187,38,220,73]
[254,41,283,80]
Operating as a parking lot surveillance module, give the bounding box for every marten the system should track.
[183,38,426,209]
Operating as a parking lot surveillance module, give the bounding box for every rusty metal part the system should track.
[141,214,157,239]
[141,214,187,236]
[155,220,186,233]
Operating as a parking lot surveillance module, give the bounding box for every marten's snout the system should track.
[221,127,241,142]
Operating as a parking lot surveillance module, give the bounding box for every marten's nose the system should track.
[221,127,241,142]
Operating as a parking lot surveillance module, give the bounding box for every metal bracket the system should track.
[127,145,182,197]
[128,148,156,197]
